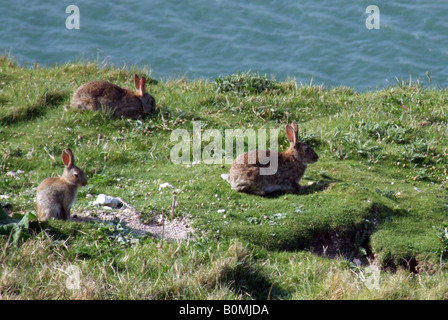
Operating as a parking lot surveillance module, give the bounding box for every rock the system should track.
[160,182,174,189]
[92,194,123,208]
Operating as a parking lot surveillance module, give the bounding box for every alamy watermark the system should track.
[170,121,279,175]
[365,5,380,29]
[353,264,381,290]
[364,265,381,290]
[66,5,80,29]
[64,265,81,290]
[65,5,379,30]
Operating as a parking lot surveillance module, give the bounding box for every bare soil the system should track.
[71,208,195,241]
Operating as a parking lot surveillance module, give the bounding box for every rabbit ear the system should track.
[291,121,298,134]
[140,77,146,94]
[134,74,141,92]
[285,125,296,145]
[291,121,299,142]
[62,148,74,167]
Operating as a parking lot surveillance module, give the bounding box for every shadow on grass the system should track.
[1,91,68,124]
[30,219,80,242]
[299,180,332,195]
[261,179,334,199]
[310,204,410,263]
[223,259,291,299]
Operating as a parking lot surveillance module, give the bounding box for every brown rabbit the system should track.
[70,74,155,119]
[225,121,318,195]
[35,148,87,221]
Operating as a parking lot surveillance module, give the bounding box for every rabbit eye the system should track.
[304,147,310,153]
[74,173,78,178]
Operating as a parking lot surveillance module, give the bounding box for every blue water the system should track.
[1,1,448,91]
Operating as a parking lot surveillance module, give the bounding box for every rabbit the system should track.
[226,121,318,195]
[70,74,156,119]
[35,148,87,221]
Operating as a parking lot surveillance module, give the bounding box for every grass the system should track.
[1,55,448,299]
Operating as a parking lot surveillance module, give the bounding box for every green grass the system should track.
[1,55,448,299]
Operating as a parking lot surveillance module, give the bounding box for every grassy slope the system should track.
[1,56,448,299]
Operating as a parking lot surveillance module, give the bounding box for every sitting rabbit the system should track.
[225,121,318,195]
[35,148,87,221]
[70,74,155,119]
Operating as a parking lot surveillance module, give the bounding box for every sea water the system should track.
[1,0,447,91]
